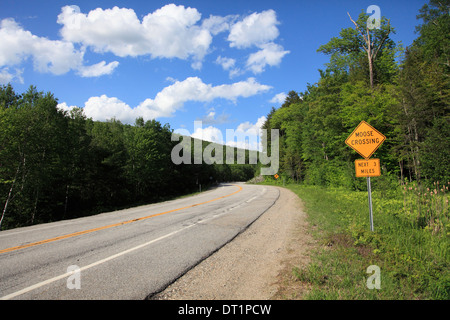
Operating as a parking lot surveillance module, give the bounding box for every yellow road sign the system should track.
[355,158,381,177]
[345,121,386,159]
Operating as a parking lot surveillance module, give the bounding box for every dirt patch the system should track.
[324,233,354,248]
[151,186,316,300]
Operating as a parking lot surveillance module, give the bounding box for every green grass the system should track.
[266,182,449,300]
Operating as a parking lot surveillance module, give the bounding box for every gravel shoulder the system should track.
[151,185,316,300]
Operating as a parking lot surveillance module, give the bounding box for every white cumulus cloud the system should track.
[215,56,242,78]
[246,42,290,74]
[0,67,23,84]
[0,18,119,79]
[227,116,267,151]
[201,14,238,35]
[188,115,267,151]
[0,18,82,75]
[58,77,271,124]
[270,92,288,104]
[83,95,137,124]
[225,10,289,75]
[228,10,280,49]
[191,126,225,144]
[136,77,271,119]
[57,4,212,69]
[1,5,289,80]
[216,56,236,70]
[236,116,266,134]
[77,61,119,78]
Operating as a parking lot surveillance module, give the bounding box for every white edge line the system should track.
[1,186,266,300]
[245,196,258,203]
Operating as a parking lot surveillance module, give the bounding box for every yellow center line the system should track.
[0,184,243,255]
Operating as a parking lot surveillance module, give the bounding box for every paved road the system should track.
[0,183,279,300]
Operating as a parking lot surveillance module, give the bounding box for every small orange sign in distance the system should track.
[345,121,386,159]
[355,158,381,177]
[274,174,279,179]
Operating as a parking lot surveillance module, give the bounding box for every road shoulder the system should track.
[151,185,316,300]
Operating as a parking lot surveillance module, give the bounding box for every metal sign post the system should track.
[367,177,374,232]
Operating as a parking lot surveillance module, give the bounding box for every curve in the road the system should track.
[0,184,243,255]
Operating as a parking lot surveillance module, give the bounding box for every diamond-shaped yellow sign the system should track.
[345,121,386,159]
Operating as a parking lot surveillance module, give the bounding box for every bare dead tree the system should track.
[347,12,391,89]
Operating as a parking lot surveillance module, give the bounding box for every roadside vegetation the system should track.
[272,181,448,300]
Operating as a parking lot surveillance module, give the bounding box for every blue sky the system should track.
[0,0,426,149]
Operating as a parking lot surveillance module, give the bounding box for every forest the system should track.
[0,89,256,230]
[262,0,449,189]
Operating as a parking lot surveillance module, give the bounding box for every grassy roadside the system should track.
[263,182,449,300]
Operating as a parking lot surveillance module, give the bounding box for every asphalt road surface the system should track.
[0,183,279,300]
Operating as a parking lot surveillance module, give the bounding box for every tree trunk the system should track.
[412,118,421,181]
[0,162,20,230]
[322,142,328,160]
[31,188,39,225]
[399,160,404,184]
[63,184,69,219]
[347,13,390,90]
[367,29,374,89]
[402,98,421,181]
[368,54,374,89]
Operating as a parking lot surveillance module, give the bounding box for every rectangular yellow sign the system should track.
[355,159,381,177]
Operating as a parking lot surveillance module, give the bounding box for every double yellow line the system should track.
[0,184,243,255]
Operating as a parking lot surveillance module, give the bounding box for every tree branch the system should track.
[373,19,391,60]
[347,12,369,52]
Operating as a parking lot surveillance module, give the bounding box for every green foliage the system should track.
[260,2,449,300]
[0,85,257,230]
[317,10,397,87]
[415,0,450,70]
[263,0,448,191]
